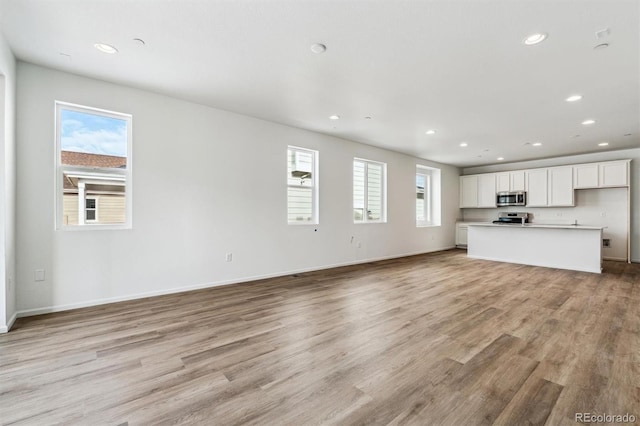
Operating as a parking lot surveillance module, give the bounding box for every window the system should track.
[287,146,318,224]
[85,197,98,222]
[56,102,132,229]
[416,165,441,227]
[416,173,430,224]
[353,158,386,223]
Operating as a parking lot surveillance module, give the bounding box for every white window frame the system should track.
[287,146,319,225]
[353,158,387,224]
[55,101,133,230]
[416,164,441,227]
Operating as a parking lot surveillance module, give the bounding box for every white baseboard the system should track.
[0,312,17,333]
[16,246,456,319]
[603,256,628,262]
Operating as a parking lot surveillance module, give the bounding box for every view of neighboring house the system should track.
[61,151,127,225]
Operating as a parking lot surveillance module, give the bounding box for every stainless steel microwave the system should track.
[496,191,526,207]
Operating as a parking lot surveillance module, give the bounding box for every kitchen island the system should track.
[467,223,604,273]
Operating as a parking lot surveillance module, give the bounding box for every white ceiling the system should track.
[0,0,638,167]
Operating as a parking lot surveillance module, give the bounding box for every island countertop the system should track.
[466,223,605,231]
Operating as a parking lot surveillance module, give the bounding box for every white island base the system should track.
[467,224,604,274]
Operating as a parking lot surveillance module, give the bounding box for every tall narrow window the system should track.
[287,146,318,224]
[416,173,430,225]
[56,102,132,229]
[354,158,386,223]
[416,165,441,227]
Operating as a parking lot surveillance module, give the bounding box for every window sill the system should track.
[57,224,132,231]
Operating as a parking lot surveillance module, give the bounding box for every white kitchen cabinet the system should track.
[496,171,525,192]
[456,223,468,247]
[599,161,629,187]
[548,166,574,206]
[477,174,497,208]
[460,176,478,208]
[496,173,510,192]
[526,169,548,206]
[573,163,599,188]
[510,170,525,191]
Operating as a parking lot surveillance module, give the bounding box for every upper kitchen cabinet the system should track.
[496,170,525,192]
[573,163,599,188]
[460,175,478,208]
[548,166,574,206]
[477,174,497,208]
[460,174,496,208]
[573,160,630,189]
[525,169,548,207]
[599,160,629,187]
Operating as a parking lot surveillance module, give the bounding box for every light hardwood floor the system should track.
[1,250,639,425]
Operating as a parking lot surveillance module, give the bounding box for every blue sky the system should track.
[61,109,127,157]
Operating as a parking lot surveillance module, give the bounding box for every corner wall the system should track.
[0,32,17,332]
[16,62,460,316]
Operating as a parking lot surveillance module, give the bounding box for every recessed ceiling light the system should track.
[460,143,468,147]
[364,116,372,120]
[533,142,542,146]
[594,43,609,50]
[497,157,505,161]
[566,95,582,102]
[426,130,436,135]
[310,43,327,54]
[523,33,547,45]
[94,43,118,54]
[329,115,340,120]
[598,142,609,146]
[624,133,632,136]
[133,38,146,46]
[582,119,596,125]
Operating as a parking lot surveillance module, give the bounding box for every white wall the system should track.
[0,32,17,332]
[463,148,640,262]
[16,62,460,315]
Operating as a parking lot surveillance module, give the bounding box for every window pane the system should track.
[287,187,313,222]
[287,147,317,224]
[61,109,127,169]
[367,163,382,220]
[86,209,96,221]
[353,161,365,221]
[416,173,425,222]
[288,149,313,186]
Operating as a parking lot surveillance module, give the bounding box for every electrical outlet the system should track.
[602,239,611,248]
[225,253,233,262]
[35,269,45,282]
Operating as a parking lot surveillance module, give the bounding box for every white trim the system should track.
[15,246,455,319]
[603,256,628,262]
[0,312,17,333]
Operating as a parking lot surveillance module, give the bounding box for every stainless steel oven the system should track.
[496,191,526,207]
